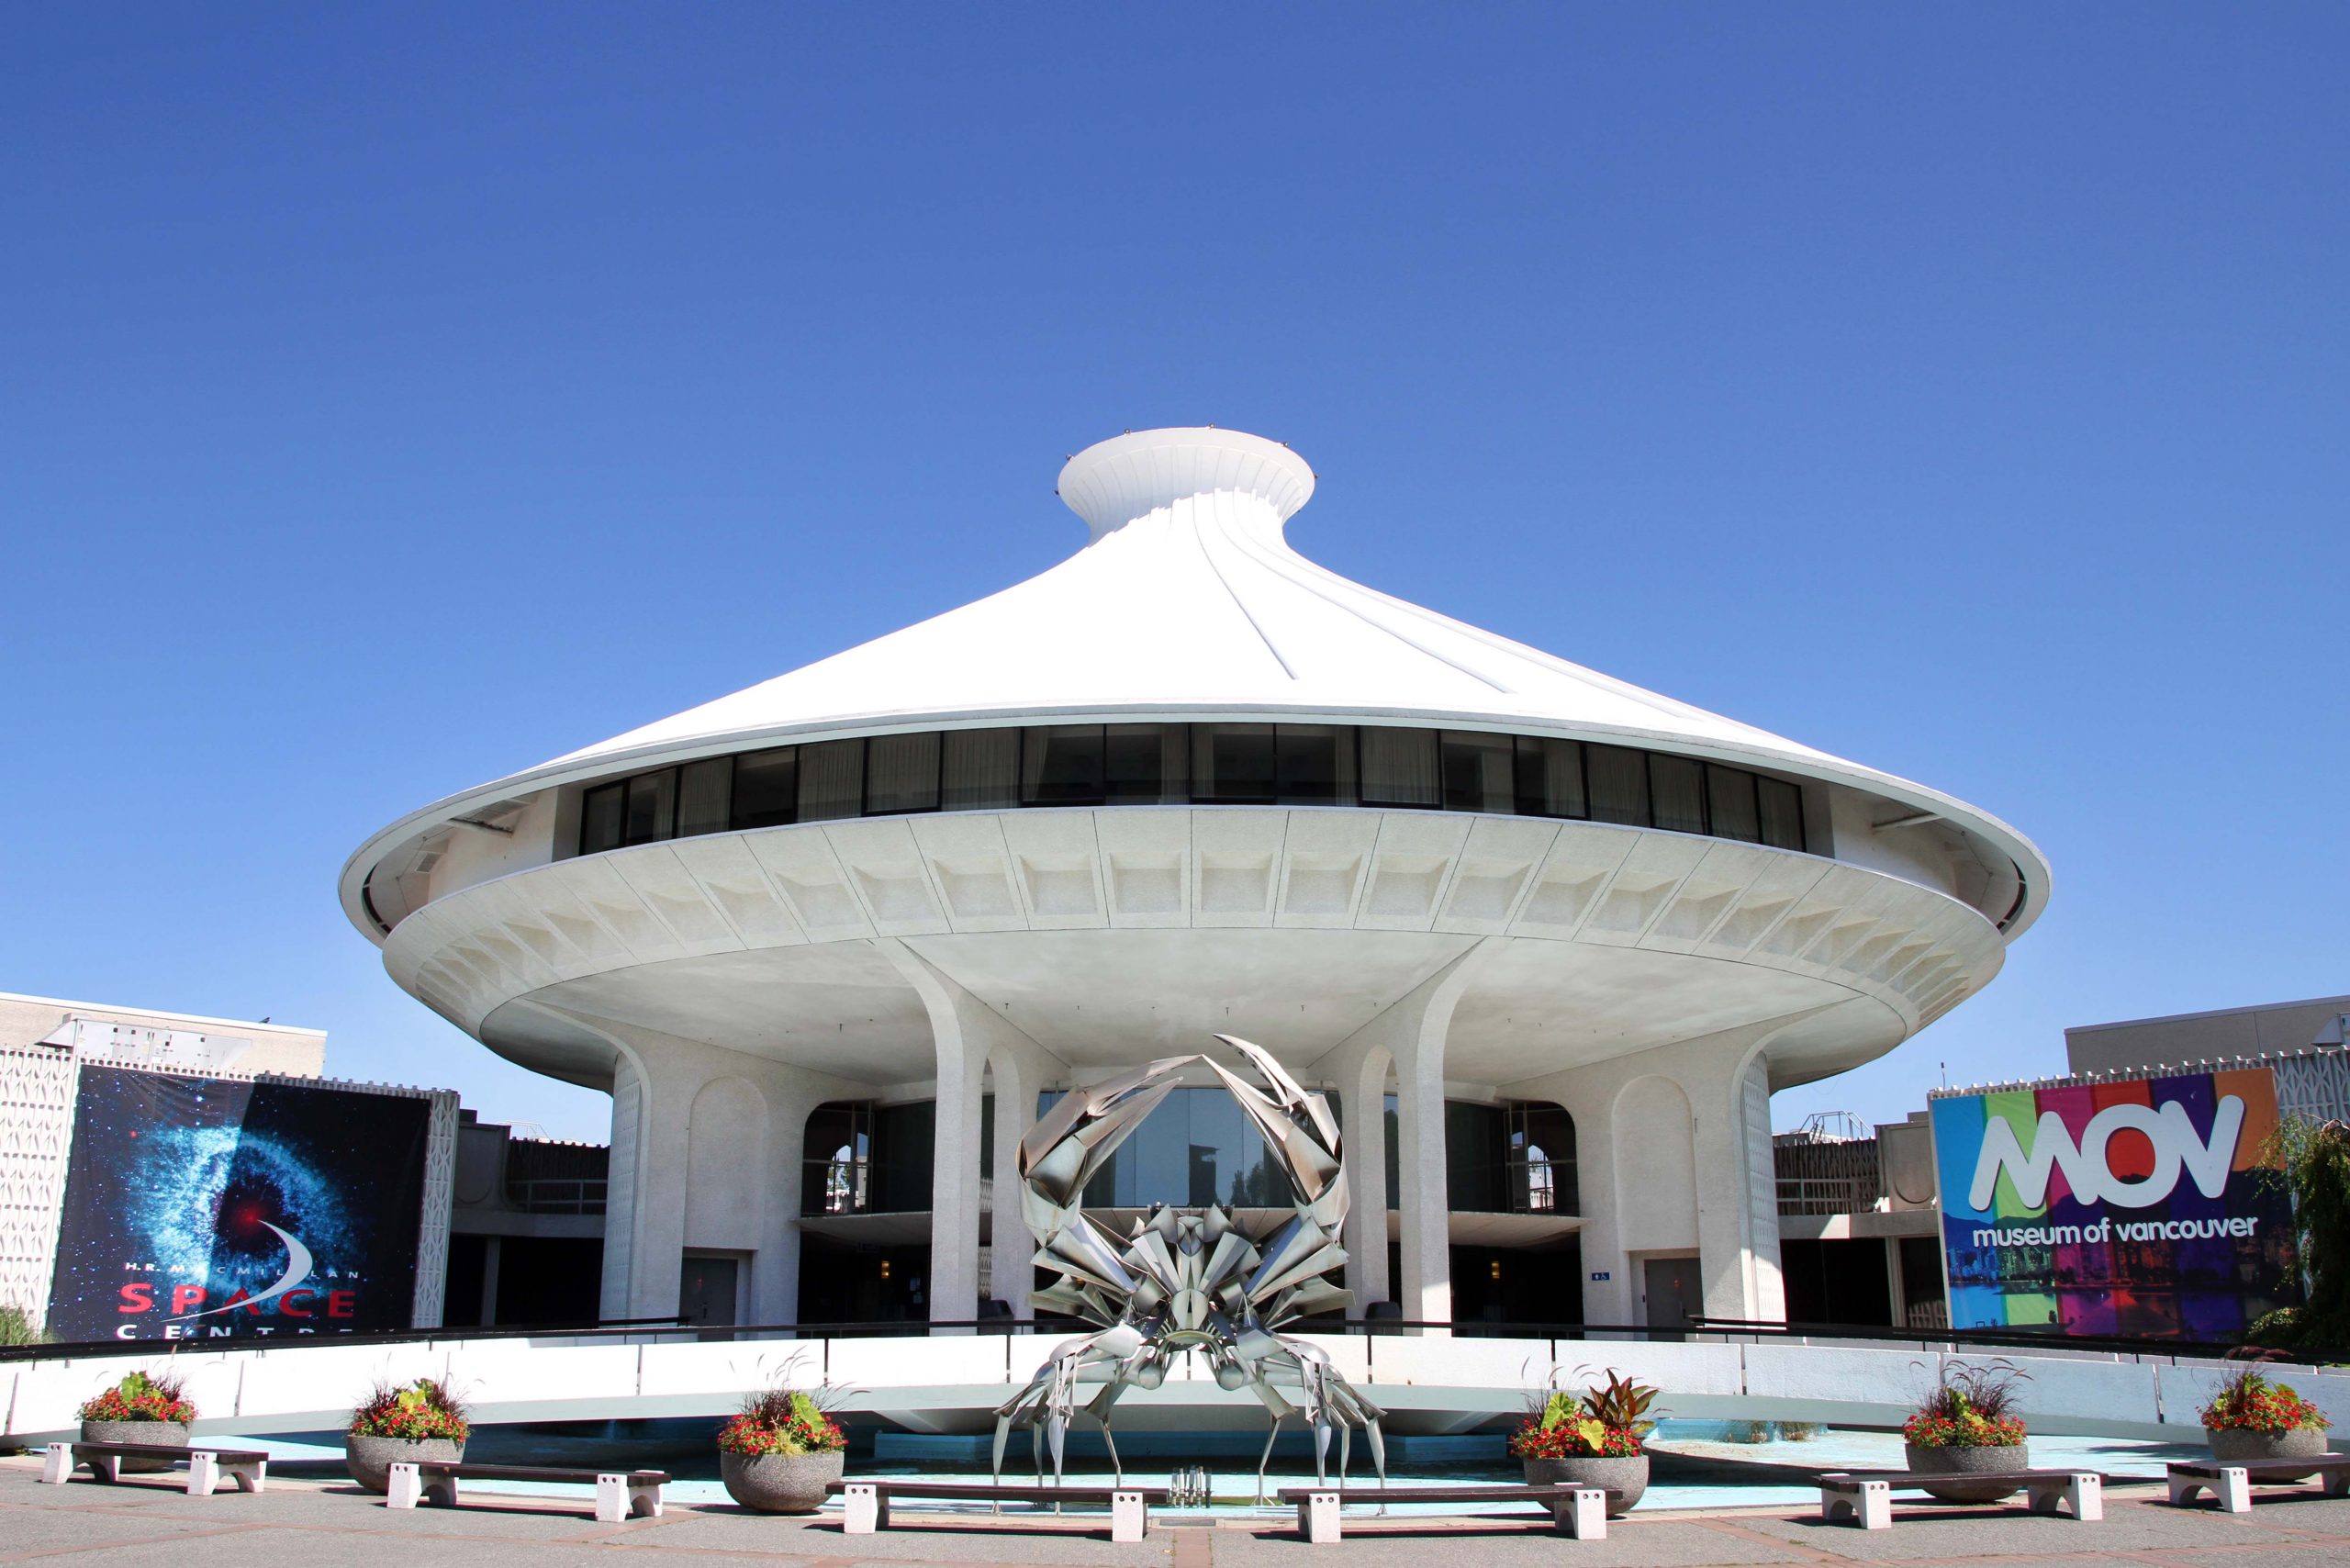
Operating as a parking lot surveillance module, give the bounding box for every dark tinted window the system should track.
[677,757,733,837]
[1758,776,1807,851]
[1650,754,1707,834]
[623,770,675,845]
[942,728,1019,810]
[1707,765,1761,843]
[1360,726,1440,807]
[1194,723,1277,802]
[580,782,625,854]
[571,725,1825,873]
[1515,737,1586,819]
[1024,725,1105,805]
[1105,723,1184,804]
[1586,745,1650,825]
[1440,732,1515,814]
[798,739,864,822]
[732,748,798,830]
[1276,724,1351,804]
[865,732,941,814]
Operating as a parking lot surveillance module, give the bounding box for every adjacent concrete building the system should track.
[341,427,2049,1335]
[2066,993,2350,1077]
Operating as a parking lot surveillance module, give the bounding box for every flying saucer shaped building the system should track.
[342,428,2046,1334]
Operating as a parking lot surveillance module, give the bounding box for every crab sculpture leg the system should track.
[991,1037,1387,1506]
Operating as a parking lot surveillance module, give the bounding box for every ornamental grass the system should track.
[1904,1359,2029,1448]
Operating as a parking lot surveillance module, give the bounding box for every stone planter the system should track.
[2207,1424,2327,1479]
[720,1449,844,1514]
[1523,1453,1647,1517]
[80,1420,189,1474]
[1904,1441,2026,1504]
[344,1434,464,1494]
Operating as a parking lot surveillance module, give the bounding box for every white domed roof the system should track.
[550,427,1839,770]
[343,427,2047,939]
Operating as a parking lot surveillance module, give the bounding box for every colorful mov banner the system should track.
[1930,1068,2300,1339]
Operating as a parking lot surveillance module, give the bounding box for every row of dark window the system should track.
[576,722,1808,858]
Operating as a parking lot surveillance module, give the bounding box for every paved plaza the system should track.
[2,1459,2347,1568]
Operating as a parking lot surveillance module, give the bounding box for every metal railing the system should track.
[6,1312,2340,1366]
[1774,1175,1880,1215]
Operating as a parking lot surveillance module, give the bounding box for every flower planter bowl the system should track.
[2207,1424,2326,1480]
[1904,1441,2026,1504]
[80,1420,189,1474]
[345,1434,464,1493]
[1523,1454,1647,1517]
[721,1450,844,1514]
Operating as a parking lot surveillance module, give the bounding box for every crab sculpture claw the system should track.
[991,1036,1386,1506]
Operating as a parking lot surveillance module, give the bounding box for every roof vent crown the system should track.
[1056,427,1316,539]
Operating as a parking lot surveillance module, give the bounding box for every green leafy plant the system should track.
[2199,1367,2329,1433]
[1508,1365,1662,1460]
[719,1383,845,1456]
[2246,1117,2350,1355]
[349,1378,471,1442]
[1904,1360,2029,1448]
[77,1369,196,1425]
[0,1305,46,1347]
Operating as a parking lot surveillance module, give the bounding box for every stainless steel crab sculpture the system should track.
[992,1035,1387,1501]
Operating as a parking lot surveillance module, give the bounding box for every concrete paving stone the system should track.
[1207,1517,1809,1565]
[612,1509,1174,1563]
[0,1534,846,1568]
[0,1505,243,1551]
[1731,1495,2350,1561]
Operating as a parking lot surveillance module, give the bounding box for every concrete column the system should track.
[599,1054,643,1322]
[1499,1008,1832,1330]
[1338,1047,1391,1314]
[989,1066,1039,1319]
[1393,1047,1451,1329]
[753,1094,812,1326]
[930,1032,986,1326]
[879,940,1071,1330]
[1307,941,1491,1333]
[548,1012,869,1327]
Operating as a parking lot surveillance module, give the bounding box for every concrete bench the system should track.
[822,1480,1171,1542]
[1276,1484,1617,1543]
[41,1442,268,1496]
[1818,1470,2103,1529]
[386,1461,666,1523]
[2166,1455,2349,1512]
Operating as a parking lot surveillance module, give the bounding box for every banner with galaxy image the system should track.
[46,1067,433,1341]
[1930,1067,2300,1340]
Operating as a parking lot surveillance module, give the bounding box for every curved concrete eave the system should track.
[339,705,2051,948]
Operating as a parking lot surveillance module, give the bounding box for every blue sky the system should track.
[5,6,2344,1144]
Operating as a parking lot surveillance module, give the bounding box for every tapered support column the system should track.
[930,1031,986,1327]
[1309,941,1491,1334]
[880,940,1069,1329]
[1338,1051,1391,1314]
[1393,1047,1451,1330]
[990,1078,1039,1318]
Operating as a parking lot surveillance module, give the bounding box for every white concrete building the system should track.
[339,427,2048,1336]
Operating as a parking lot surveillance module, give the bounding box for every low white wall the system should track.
[5,1331,2344,1446]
